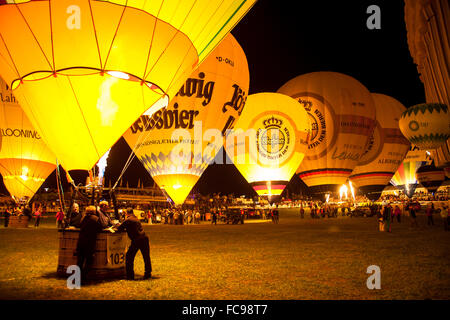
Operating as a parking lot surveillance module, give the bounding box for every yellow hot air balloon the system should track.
[350,93,411,200]
[227,92,310,202]
[0,77,56,202]
[0,0,256,171]
[399,103,450,150]
[277,72,376,197]
[390,146,432,198]
[123,34,249,205]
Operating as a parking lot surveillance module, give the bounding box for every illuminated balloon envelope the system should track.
[415,164,445,193]
[0,0,256,171]
[399,103,450,150]
[123,34,249,205]
[0,77,56,202]
[390,146,432,198]
[277,72,376,198]
[350,93,411,201]
[226,92,310,202]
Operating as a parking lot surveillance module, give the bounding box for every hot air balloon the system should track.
[0,0,256,172]
[123,34,249,205]
[390,146,432,198]
[0,77,56,202]
[277,72,376,198]
[350,94,410,201]
[415,164,445,194]
[399,103,450,150]
[227,92,310,202]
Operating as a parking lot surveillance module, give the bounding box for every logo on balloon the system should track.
[252,113,296,166]
[298,98,327,150]
[408,120,419,132]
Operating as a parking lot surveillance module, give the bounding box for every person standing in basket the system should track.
[76,206,102,284]
[114,208,152,280]
[97,200,113,229]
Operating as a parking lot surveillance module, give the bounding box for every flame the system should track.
[97,76,119,126]
[97,149,110,186]
[339,184,348,200]
[21,166,29,181]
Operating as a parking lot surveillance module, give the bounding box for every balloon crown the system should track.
[263,116,283,128]
[402,103,448,118]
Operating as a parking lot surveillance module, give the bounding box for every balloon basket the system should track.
[57,229,128,280]
[8,216,29,228]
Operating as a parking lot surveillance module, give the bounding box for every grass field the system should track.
[0,209,449,300]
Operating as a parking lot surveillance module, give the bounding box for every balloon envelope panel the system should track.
[124,34,249,205]
[277,71,376,189]
[0,77,56,201]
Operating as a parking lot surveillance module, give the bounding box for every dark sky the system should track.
[1,0,425,198]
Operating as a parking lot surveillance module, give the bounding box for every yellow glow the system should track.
[0,0,256,171]
[340,184,348,200]
[350,93,410,189]
[106,71,130,80]
[0,77,56,201]
[278,72,376,188]
[97,76,119,127]
[124,34,250,206]
[20,166,29,181]
[230,92,310,197]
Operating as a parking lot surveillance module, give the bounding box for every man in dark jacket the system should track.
[98,200,113,229]
[76,205,102,283]
[115,208,152,280]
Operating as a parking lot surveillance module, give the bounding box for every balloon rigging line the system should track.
[111,104,167,191]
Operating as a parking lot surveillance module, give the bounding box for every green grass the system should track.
[0,209,449,300]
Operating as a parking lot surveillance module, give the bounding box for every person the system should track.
[377,206,384,231]
[408,202,418,228]
[272,206,279,224]
[383,203,392,233]
[211,210,217,225]
[393,205,401,223]
[56,209,64,229]
[3,207,11,227]
[76,206,102,284]
[67,203,82,228]
[34,206,42,227]
[426,203,434,226]
[114,208,152,280]
[300,205,305,219]
[97,200,113,229]
[195,211,201,224]
[23,205,32,221]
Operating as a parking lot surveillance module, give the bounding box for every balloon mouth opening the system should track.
[10,67,166,96]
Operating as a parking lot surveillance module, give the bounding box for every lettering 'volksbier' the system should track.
[0,0,256,171]
[123,34,250,206]
[277,71,376,199]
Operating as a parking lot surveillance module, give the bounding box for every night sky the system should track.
[1,0,425,199]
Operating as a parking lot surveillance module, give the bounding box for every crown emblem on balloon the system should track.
[298,99,313,112]
[263,116,283,128]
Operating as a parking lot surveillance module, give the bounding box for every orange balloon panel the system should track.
[0,77,56,201]
[350,93,410,189]
[0,0,255,170]
[277,72,376,190]
[123,34,249,205]
[228,92,310,199]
